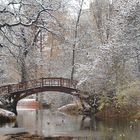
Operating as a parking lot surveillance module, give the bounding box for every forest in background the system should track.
[0,0,140,117]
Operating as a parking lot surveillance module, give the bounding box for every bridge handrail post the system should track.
[60,78,62,87]
[73,81,77,89]
[41,78,44,87]
[68,79,70,88]
[8,85,11,93]
[16,84,19,92]
[24,82,27,91]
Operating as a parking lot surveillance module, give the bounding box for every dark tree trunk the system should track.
[21,60,27,82]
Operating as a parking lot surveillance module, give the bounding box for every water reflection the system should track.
[1,109,140,140]
[17,109,83,136]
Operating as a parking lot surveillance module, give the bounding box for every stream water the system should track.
[0,108,140,140]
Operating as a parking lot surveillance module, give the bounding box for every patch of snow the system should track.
[0,108,15,117]
[18,99,36,103]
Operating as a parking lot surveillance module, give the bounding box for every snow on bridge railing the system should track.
[0,77,78,95]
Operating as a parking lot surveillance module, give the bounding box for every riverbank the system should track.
[58,102,140,120]
[95,105,140,120]
[0,133,44,140]
[0,109,16,123]
[0,128,75,140]
[0,133,74,140]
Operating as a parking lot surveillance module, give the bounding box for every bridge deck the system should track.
[0,77,78,95]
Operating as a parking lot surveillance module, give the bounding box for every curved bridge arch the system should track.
[0,77,79,114]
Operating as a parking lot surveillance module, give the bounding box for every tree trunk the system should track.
[21,59,27,82]
[71,0,84,80]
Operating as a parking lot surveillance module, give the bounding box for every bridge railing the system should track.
[0,77,78,94]
[42,77,77,88]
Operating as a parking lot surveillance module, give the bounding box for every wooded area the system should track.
[0,0,140,118]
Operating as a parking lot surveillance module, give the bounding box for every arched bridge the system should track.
[0,77,78,114]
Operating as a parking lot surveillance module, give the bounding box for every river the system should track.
[0,108,140,140]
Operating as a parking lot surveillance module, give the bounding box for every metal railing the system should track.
[0,77,78,95]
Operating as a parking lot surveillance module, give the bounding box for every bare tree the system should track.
[71,0,84,80]
[0,0,64,82]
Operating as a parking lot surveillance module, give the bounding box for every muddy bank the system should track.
[4,133,44,140]
[1,133,74,140]
[58,102,140,121]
